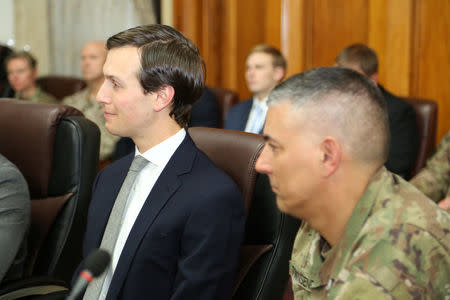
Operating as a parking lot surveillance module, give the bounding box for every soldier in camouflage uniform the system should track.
[255,67,450,299]
[410,130,450,210]
[6,51,57,104]
[63,41,119,160]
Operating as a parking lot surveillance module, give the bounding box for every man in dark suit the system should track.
[335,44,419,179]
[225,45,286,134]
[74,24,245,300]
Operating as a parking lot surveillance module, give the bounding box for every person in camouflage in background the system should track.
[410,130,450,210]
[255,67,450,299]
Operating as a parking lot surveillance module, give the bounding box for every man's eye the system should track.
[268,143,278,151]
[111,81,120,88]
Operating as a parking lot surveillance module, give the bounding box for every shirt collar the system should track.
[252,96,269,109]
[135,128,186,167]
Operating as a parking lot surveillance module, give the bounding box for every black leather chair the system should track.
[403,98,438,177]
[36,76,87,101]
[0,99,100,298]
[188,127,301,300]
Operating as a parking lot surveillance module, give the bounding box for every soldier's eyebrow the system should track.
[263,134,280,145]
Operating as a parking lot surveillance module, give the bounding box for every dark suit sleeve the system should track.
[385,101,419,179]
[171,182,245,300]
[0,159,30,283]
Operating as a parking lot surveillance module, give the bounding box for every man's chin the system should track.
[275,196,287,213]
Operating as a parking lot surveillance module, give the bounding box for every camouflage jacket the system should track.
[290,167,450,299]
[410,130,450,203]
[63,88,119,160]
[15,87,57,104]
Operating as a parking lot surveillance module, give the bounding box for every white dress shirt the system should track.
[99,128,186,300]
[244,96,269,134]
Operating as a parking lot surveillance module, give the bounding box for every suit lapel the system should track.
[240,99,253,131]
[106,135,197,299]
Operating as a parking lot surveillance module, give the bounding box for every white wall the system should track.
[0,0,14,45]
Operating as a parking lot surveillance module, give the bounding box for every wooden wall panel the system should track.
[234,0,266,100]
[222,0,238,90]
[368,0,413,96]
[264,0,282,49]
[281,0,309,77]
[413,0,450,142]
[173,0,449,141]
[174,0,284,100]
[310,0,369,68]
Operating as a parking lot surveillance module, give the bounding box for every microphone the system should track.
[66,249,110,300]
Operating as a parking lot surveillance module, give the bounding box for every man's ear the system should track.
[273,66,285,82]
[31,68,38,80]
[320,136,342,177]
[153,85,175,112]
[369,72,378,84]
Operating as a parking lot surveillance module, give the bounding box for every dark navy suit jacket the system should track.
[380,85,419,179]
[224,98,253,132]
[76,134,245,300]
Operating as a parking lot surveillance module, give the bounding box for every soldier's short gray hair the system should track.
[268,67,389,165]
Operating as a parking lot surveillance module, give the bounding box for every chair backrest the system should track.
[36,76,87,101]
[0,99,100,283]
[208,87,240,128]
[403,98,438,177]
[188,127,301,300]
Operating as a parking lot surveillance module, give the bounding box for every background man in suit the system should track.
[76,24,245,299]
[255,67,449,299]
[335,43,419,179]
[225,44,286,134]
[0,153,30,283]
[63,41,120,161]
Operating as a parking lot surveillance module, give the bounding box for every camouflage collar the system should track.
[321,166,388,281]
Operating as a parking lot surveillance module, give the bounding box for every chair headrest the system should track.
[0,98,83,198]
[36,76,87,100]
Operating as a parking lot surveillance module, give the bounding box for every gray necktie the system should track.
[83,155,149,300]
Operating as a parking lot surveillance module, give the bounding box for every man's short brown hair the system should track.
[335,44,378,77]
[5,51,37,70]
[248,44,287,71]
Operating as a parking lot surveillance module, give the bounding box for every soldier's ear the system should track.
[319,136,341,177]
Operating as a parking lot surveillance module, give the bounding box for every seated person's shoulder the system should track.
[0,154,30,213]
[228,98,252,112]
[338,229,449,299]
[369,176,450,237]
[39,89,59,104]
[185,148,243,210]
[0,155,27,189]
[62,88,89,107]
[191,148,240,191]
[339,183,450,297]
